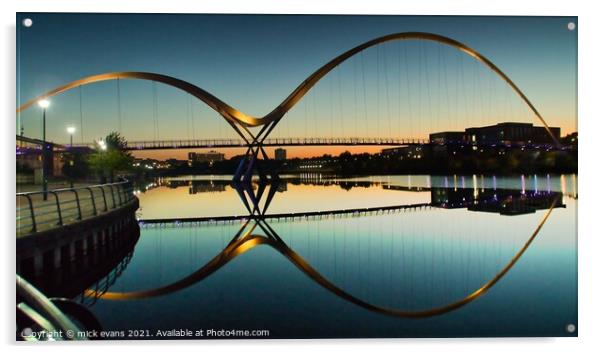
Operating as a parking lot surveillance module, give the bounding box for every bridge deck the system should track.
[139,202,433,227]
[70,137,429,150]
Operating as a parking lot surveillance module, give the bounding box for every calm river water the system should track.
[73,174,578,338]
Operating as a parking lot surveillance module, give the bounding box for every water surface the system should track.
[77,174,577,338]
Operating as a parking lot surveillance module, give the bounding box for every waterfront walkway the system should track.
[16,181,135,237]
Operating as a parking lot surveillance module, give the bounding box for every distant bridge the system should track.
[67,137,429,151]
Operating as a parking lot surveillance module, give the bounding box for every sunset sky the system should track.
[17,14,577,159]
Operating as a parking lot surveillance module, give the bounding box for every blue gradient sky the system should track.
[16,14,577,158]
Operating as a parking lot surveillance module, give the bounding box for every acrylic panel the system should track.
[16,13,578,340]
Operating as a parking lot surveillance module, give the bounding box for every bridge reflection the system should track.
[431,187,565,216]
[26,224,140,304]
[84,179,561,318]
[137,177,564,225]
[143,177,387,195]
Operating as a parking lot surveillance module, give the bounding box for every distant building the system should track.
[165,158,187,169]
[297,159,334,172]
[133,158,161,170]
[429,131,466,144]
[188,151,225,167]
[428,123,560,146]
[465,122,560,145]
[275,148,287,161]
[189,181,227,194]
[16,137,67,179]
[276,181,288,192]
[382,145,429,160]
[561,132,578,147]
[431,187,565,216]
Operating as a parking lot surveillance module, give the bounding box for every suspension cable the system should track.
[376,45,381,138]
[78,85,84,144]
[383,43,392,137]
[304,93,308,140]
[152,82,158,141]
[423,42,433,139]
[337,65,344,140]
[397,41,402,138]
[185,93,190,140]
[442,44,451,134]
[403,42,413,139]
[437,43,442,133]
[360,50,369,138]
[313,85,318,139]
[417,41,423,140]
[329,69,335,139]
[116,78,122,133]
[190,95,195,140]
[353,55,359,138]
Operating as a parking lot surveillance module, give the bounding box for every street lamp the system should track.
[38,99,50,109]
[67,126,76,147]
[66,126,77,188]
[38,99,50,200]
[96,139,108,183]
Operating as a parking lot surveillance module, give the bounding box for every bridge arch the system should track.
[17,32,558,146]
[85,197,558,318]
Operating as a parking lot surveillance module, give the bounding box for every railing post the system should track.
[115,183,124,205]
[72,189,83,220]
[117,184,124,203]
[119,183,129,203]
[98,186,109,212]
[24,194,37,233]
[85,187,97,216]
[109,185,117,208]
[50,191,63,226]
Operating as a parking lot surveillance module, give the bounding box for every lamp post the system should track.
[38,99,50,200]
[97,139,108,183]
[67,126,76,147]
[66,126,76,188]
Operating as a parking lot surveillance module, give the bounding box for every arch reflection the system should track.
[85,180,561,318]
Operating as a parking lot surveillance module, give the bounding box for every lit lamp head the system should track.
[67,126,76,135]
[98,139,107,151]
[37,99,50,109]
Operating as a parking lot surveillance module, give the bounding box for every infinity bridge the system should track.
[17,31,560,182]
[15,31,570,330]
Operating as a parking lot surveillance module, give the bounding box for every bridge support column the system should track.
[52,248,61,269]
[81,237,88,256]
[69,242,76,262]
[33,251,43,277]
[92,232,99,250]
[233,145,279,183]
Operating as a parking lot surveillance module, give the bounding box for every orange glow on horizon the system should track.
[132,146,386,161]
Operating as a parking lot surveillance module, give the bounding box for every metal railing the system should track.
[17,275,86,341]
[71,137,429,150]
[16,181,135,237]
[78,251,135,306]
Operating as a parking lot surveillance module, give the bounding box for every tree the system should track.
[104,131,129,150]
[62,149,90,186]
[88,132,133,183]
